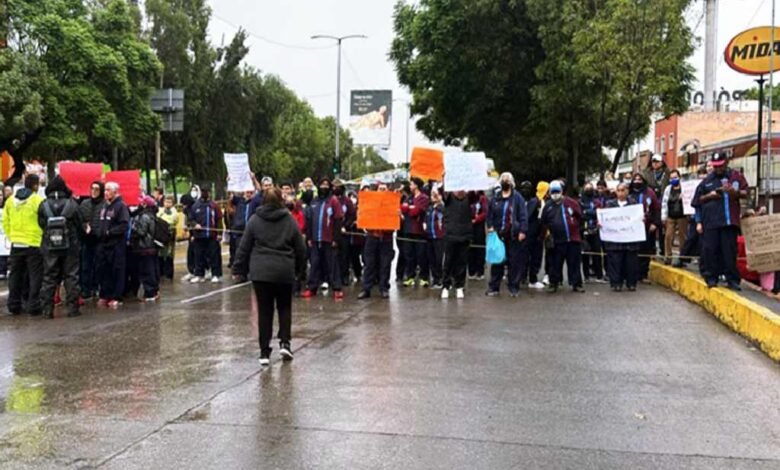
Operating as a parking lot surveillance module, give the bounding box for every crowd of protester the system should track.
[1,151,777,341]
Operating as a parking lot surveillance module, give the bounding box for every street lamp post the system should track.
[311,34,367,177]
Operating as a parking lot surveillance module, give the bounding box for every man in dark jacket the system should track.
[541,180,584,293]
[233,187,306,365]
[692,153,748,290]
[130,196,160,301]
[189,189,223,283]
[79,181,104,299]
[486,172,528,297]
[38,176,83,318]
[579,183,604,283]
[229,190,256,268]
[518,181,543,289]
[468,191,488,280]
[358,183,396,300]
[303,177,344,299]
[441,187,473,299]
[95,182,130,308]
[333,179,356,285]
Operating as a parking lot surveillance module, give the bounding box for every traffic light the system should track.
[332,159,341,177]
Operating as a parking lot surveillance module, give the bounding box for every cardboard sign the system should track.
[742,214,780,273]
[105,170,142,206]
[356,191,401,231]
[443,151,490,191]
[681,180,700,216]
[58,162,104,197]
[224,153,254,192]
[409,147,444,182]
[597,204,647,243]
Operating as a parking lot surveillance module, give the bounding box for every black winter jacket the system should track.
[38,191,84,256]
[443,193,473,242]
[233,205,307,284]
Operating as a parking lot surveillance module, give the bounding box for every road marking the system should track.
[180,282,250,304]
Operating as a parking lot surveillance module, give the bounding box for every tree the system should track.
[743,84,780,110]
[390,0,544,171]
[342,146,394,180]
[2,0,161,182]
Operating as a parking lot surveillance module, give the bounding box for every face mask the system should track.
[190,191,199,199]
[301,190,314,205]
[550,193,562,202]
[632,182,644,192]
[319,187,330,197]
[333,187,344,197]
[501,182,511,191]
[670,178,680,186]
[584,190,594,197]
[520,189,533,199]
[285,201,294,210]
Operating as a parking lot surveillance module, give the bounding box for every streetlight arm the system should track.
[311,34,367,42]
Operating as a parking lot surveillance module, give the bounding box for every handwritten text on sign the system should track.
[742,214,780,273]
[443,151,490,192]
[224,153,253,192]
[357,191,402,231]
[597,204,647,243]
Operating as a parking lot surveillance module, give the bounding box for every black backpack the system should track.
[42,201,73,252]
[153,217,171,247]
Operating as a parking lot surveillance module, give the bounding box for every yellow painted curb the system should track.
[650,261,780,361]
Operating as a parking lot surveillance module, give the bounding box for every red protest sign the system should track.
[58,162,104,197]
[105,170,142,205]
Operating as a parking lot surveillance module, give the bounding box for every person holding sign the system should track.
[541,181,584,293]
[692,153,748,290]
[441,185,473,300]
[358,183,397,300]
[601,183,641,292]
[660,170,688,265]
[485,172,528,297]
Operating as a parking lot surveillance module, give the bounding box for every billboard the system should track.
[350,90,392,146]
[724,26,780,76]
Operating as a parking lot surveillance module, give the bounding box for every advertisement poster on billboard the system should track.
[350,90,392,146]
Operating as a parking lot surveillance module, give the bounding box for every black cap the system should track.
[710,152,728,167]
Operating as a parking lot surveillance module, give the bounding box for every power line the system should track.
[211,13,336,51]
[342,50,366,88]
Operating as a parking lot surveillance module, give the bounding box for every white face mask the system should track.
[550,193,563,202]
[190,190,199,199]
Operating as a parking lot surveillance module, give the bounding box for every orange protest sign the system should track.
[357,191,401,231]
[409,147,444,181]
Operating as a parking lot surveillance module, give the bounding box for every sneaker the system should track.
[542,275,550,286]
[357,291,371,300]
[626,286,637,292]
[258,356,270,367]
[107,300,122,309]
[77,297,86,307]
[301,289,315,299]
[573,285,586,293]
[189,276,205,284]
[419,279,429,288]
[334,291,345,300]
[476,275,485,281]
[612,285,623,292]
[441,288,449,299]
[280,343,294,361]
[529,281,545,290]
[321,282,329,290]
[181,273,194,282]
[485,290,499,297]
[144,294,160,303]
[380,291,390,299]
[594,278,608,284]
[706,280,717,289]
[210,276,221,283]
[431,283,443,290]
[456,288,465,299]
[403,278,415,287]
[509,290,520,298]
[546,285,559,294]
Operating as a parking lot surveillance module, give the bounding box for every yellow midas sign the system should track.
[725,26,780,75]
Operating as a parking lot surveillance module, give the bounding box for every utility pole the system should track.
[769,0,776,212]
[311,34,367,177]
[703,0,719,112]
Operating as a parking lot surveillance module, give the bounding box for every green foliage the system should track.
[391,0,695,182]
[342,146,394,180]
[743,84,780,110]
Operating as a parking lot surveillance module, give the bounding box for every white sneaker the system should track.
[189,276,205,284]
[258,357,270,366]
[542,275,550,286]
[441,288,449,299]
[456,288,465,299]
[529,281,545,290]
[321,282,329,290]
[211,276,221,283]
[181,273,194,282]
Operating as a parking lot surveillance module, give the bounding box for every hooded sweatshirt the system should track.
[79,181,105,242]
[38,176,83,255]
[232,204,307,284]
[3,187,44,247]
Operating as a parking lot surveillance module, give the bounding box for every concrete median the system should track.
[650,261,780,361]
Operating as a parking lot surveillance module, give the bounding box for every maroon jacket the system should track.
[471,194,488,225]
[401,192,430,235]
[541,197,583,244]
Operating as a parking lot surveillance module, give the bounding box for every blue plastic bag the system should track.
[485,232,506,265]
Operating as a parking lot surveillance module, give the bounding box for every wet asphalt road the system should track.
[0,271,779,469]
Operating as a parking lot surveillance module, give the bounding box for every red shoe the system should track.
[77,297,86,307]
[97,298,109,307]
[301,289,315,299]
[334,291,344,300]
[54,293,62,306]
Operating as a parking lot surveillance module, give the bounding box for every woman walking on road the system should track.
[233,187,307,366]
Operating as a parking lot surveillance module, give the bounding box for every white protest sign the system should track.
[681,180,700,216]
[443,151,489,191]
[597,204,647,243]
[224,153,253,192]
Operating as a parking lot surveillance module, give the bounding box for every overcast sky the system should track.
[203,0,778,163]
